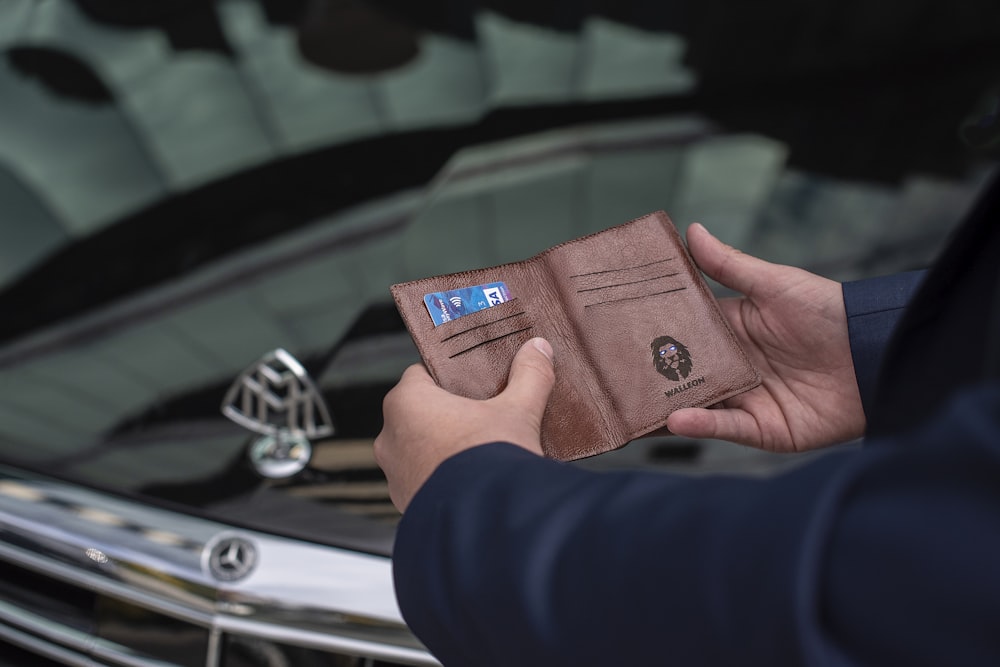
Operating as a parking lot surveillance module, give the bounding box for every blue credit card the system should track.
[424,281,511,326]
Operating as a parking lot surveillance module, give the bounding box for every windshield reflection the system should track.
[0,0,996,544]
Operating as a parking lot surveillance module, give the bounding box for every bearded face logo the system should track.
[651,336,693,381]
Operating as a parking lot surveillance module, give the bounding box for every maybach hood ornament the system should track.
[221,348,334,479]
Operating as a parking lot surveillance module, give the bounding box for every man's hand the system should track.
[666,223,866,452]
[374,337,556,512]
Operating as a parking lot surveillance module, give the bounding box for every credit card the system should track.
[423,281,511,326]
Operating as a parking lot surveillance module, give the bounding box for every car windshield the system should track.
[1,0,998,554]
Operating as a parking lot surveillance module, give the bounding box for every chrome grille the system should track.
[0,466,438,667]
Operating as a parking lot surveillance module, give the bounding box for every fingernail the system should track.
[531,337,553,362]
[690,222,711,237]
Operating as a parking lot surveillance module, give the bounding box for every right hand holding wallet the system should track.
[390,211,761,461]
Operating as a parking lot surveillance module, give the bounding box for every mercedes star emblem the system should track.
[206,534,257,582]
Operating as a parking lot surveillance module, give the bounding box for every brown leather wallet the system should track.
[390,211,760,461]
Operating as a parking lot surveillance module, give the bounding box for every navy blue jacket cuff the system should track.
[842,271,924,418]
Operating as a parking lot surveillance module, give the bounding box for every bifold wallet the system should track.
[390,211,761,461]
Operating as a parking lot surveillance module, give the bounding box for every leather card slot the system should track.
[440,308,528,342]
[431,299,534,358]
[430,297,524,334]
[575,271,680,294]
[584,285,688,308]
[448,325,534,359]
[569,257,675,279]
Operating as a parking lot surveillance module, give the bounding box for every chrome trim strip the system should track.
[89,637,198,667]
[0,601,192,667]
[216,617,436,665]
[0,599,97,661]
[0,540,215,627]
[0,622,95,667]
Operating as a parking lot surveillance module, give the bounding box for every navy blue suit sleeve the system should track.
[393,384,1000,667]
[842,271,924,417]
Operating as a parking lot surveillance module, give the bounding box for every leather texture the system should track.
[390,211,760,460]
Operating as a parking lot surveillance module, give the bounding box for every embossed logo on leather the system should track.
[652,335,706,398]
[651,335,693,381]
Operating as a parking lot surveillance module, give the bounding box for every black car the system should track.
[1,1,997,665]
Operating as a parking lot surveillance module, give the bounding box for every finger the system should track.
[383,363,436,415]
[666,406,763,448]
[686,223,776,297]
[499,338,556,425]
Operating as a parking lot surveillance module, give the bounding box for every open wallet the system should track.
[389,211,761,461]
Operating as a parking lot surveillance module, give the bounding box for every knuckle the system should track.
[381,387,399,414]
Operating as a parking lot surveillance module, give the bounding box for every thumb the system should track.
[686,222,775,297]
[499,337,556,425]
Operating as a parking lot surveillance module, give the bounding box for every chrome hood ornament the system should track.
[221,348,334,478]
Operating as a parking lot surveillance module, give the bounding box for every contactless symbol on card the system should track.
[423,281,511,326]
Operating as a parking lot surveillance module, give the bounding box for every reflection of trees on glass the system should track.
[0,0,701,294]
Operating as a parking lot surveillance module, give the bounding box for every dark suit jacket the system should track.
[393,175,1000,666]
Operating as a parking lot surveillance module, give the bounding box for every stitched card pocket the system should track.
[570,258,687,309]
[435,299,533,359]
